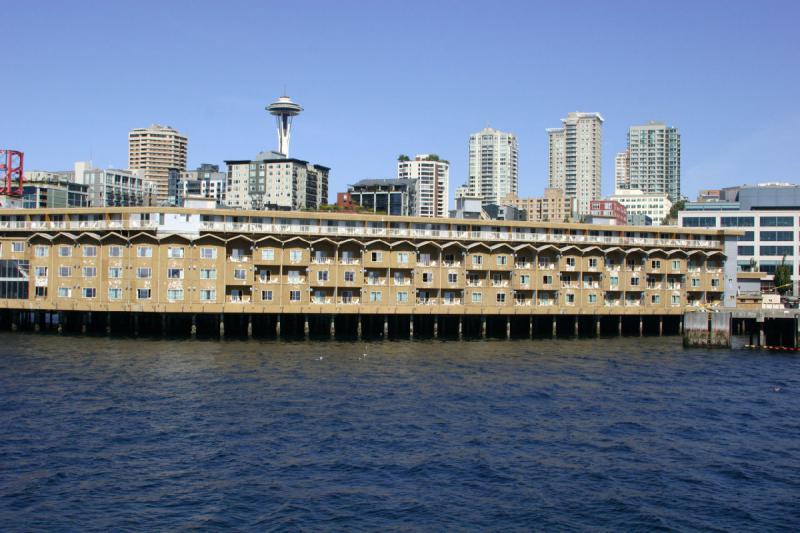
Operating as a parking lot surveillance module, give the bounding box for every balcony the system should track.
[393,279,411,286]
[514,262,532,269]
[514,300,533,307]
[228,255,250,263]
[339,297,360,305]
[311,296,333,304]
[366,279,386,286]
[339,258,360,265]
[442,298,462,305]
[311,257,333,264]
[443,260,461,268]
[228,295,251,304]
[416,298,438,305]
[467,280,483,287]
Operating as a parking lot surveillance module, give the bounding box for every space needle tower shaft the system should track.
[266,95,303,157]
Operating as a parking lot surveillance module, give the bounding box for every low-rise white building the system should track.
[608,189,672,225]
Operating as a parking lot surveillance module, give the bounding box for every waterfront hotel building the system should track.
[0,207,737,338]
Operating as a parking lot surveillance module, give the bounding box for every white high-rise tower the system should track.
[456,127,518,206]
[266,95,303,156]
[547,112,603,216]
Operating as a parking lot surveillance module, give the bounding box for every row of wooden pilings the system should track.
[0,309,684,340]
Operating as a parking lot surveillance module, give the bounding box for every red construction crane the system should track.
[0,149,24,196]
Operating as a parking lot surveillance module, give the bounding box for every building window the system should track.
[59,246,71,257]
[397,252,409,264]
[289,290,301,302]
[711,278,720,288]
[168,247,184,258]
[738,246,755,256]
[371,251,383,262]
[344,271,355,282]
[137,246,153,258]
[448,273,458,283]
[651,294,661,304]
[288,270,301,283]
[290,250,303,262]
[682,217,716,228]
[671,260,680,270]
[12,242,24,253]
[58,266,70,277]
[234,268,247,280]
[83,245,97,257]
[58,287,71,298]
[261,248,275,261]
[543,275,553,285]
[691,278,700,287]
[588,258,598,268]
[631,277,640,286]
[262,290,273,301]
[760,216,793,227]
[167,289,184,301]
[34,246,48,257]
[566,293,575,304]
[200,268,216,279]
[83,267,96,278]
[318,270,329,282]
[369,291,382,303]
[472,292,482,303]
[201,247,217,259]
[109,246,122,257]
[137,288,151,300]
[760,231,794,241]
[496,255,508,266]
[137,267,151,278]
[472,255,483,266]
[760,245,794,256]
[422,272,433,283]
[610,275,619,286]
[34,266,47,277]
[672,295,680,305]
[496,292,506,303]
[109,288,122,300]
[588,294,597,304]
[566,257,576,267]
[651,260,661,269]
[167,268,183,279]
[200,289,216,301]
[35,286,47,297]
[396,291,408,303]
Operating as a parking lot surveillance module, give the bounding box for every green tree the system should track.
[663,199,686,224]
[398,154,410,162]
[774,256,792,294]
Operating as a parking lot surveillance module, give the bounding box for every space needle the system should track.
[266,94,303,157]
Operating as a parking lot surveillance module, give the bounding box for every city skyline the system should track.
[4,1,800,205]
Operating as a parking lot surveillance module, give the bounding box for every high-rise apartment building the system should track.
[225,155,328,211]
[456,127,518,206]
[626,121,681,202]
[128,124,188,204]
[615,149,630,191]
[547,112,603,217]
[396,154,449,217]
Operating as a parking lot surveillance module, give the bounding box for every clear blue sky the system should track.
[4,0,799,203]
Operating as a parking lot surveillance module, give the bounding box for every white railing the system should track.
[311,297,333,304]
[0,218,723,250]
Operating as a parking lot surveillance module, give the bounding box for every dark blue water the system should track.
[1,334,798,531]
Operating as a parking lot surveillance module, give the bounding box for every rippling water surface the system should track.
[1,333,799,531]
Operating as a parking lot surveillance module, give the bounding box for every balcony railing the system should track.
[0,218,724,249]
